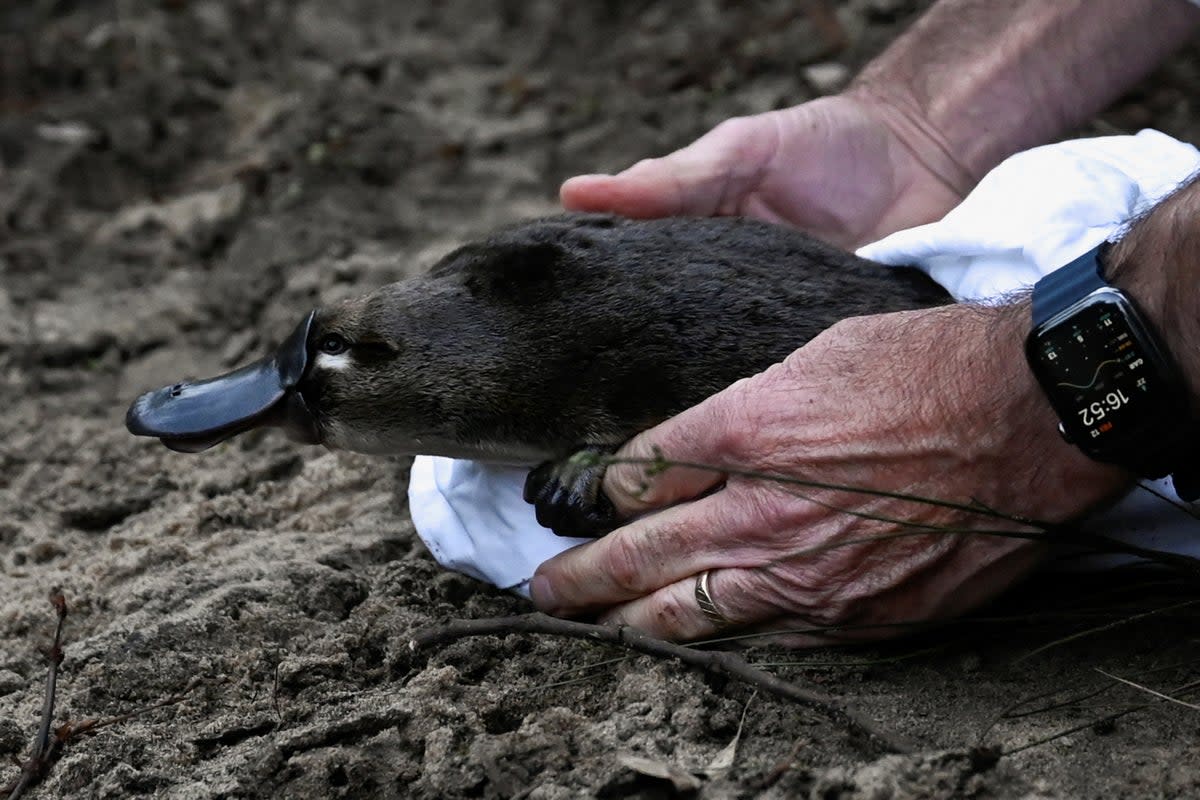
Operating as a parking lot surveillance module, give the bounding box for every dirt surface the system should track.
[3,2,1200,797]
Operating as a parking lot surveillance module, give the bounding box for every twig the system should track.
[58,678,202,738]
[2,593,200,799]
[408,612,911,753]
[5,590,68,800]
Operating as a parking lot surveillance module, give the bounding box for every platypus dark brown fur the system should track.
[127,213,950,535]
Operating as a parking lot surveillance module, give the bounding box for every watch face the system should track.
[1027,289,1181,455]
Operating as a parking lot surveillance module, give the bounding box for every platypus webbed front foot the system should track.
[524,445,618,538]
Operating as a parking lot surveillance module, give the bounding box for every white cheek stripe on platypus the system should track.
[315,352,353,372]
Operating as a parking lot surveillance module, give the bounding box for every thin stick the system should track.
[2,595,200,800]
[63,678,202,737]
[6,591,68,800]
[408,612,910,753]
[33,593,66,761]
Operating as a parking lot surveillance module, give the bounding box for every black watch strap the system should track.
[1031,245,1107,327]
[1030,243,1198,500]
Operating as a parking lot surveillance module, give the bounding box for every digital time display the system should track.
[1028,292,1176,454]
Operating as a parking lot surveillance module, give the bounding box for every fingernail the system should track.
[529,575,559,613]
[565,173,611,184]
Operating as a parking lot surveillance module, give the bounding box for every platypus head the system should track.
[126,295,447,456]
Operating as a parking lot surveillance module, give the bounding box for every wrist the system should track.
[848,0,1200,187]
[841,84,975,205]
[1105,181,1200,406]
[942,303,1130,508]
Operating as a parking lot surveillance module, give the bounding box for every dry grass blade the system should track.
[616,754,702,792]
[754,642,952,669]
[1094,668,1200,712]
[1002,677,1200,756]
[518,655,632,692]
[703,691,755,776]
[978,649,1200,744]
[598,453,1045,526]
[601,454,1200,576]
[1013,598,1200,664]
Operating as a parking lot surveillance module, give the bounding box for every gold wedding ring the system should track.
[694,570,732,629]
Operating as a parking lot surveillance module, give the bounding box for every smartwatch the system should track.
[1025,244,1199,500]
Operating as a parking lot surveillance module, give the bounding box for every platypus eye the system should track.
[318,333,349,355]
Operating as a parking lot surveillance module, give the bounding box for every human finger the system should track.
[602,379,759,517]
[597,566,776,640]
[603,428,726,518]
[560,116,776,218]
[559,158,714,218]
[529,490,736,615]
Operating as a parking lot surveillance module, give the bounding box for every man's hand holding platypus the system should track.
[529,306,1126,641]
[533,0,1200,640]
[561,93,967,251]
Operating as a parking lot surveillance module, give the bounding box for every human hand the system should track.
[561,93,973,249]
[529,304,1130,643]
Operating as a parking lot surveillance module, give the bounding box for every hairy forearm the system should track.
[1107,175,1200,404]
[850,0,1200,190]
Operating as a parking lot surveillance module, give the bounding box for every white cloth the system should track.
[408,459,592,589]
[409,129,1200,592]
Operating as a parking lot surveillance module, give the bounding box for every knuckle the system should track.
[651,590,696,637]
[709,385,759,462]
[605,438,667,513]
[794,579,860,629]
[726,485,787,536]
[779,345,810,377]
[710,115,752,140]
[603,461,651,510]
[625,157,656,173]
[604,533,647,595]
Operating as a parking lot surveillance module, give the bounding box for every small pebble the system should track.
[0,669,24,696]
[0,716,25,754]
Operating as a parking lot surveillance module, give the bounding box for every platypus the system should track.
[127,214,950,535]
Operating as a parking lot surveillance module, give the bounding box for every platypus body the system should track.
[127,214,950,534]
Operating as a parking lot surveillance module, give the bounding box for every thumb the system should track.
[603,385,746,517]
[560,117,769,218]
[560,158,697,218]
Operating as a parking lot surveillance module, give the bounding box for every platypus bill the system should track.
[127,213,950,536]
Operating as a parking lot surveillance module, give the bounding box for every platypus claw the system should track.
[524,446,618,538]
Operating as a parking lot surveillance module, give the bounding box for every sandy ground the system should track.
[3,1,1200,797]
